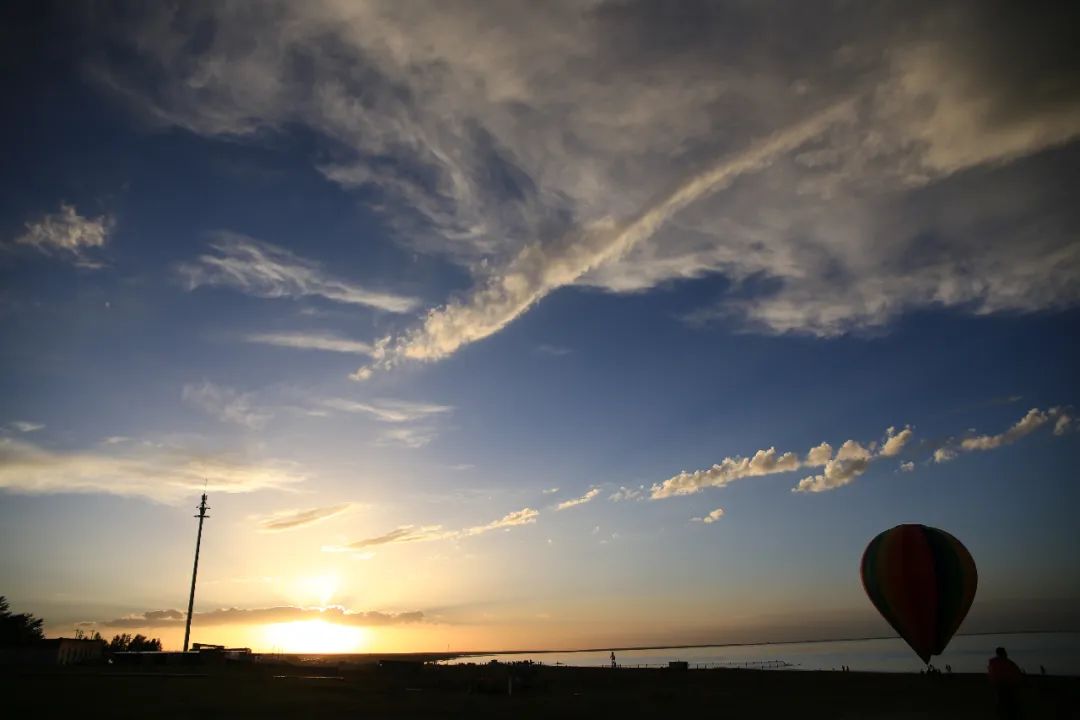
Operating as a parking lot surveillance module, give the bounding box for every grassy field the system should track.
[3,662,1078,718]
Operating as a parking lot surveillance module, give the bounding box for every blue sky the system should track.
[1,1,1078,652]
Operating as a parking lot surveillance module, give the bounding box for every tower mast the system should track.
[183,492,210,652]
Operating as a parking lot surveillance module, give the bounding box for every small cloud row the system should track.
[86,605,423,629]
[652,405,1072,500]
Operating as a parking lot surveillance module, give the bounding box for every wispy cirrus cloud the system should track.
[373,426,439,449]
[555,488,600,511]
[321,398,452,423]
[325,507,539,553]
[535,344,572,356]
[5,421,44,433]
[255,503,356,532]
[355,102,852,376]
[97,3,1080,373]
[243,331,375,356]
[92,605,423,629]
[14,203,111,268]
[177,232,418,313]
[182,381,271,429]
[0,437,303,503]
[318,397,452,448]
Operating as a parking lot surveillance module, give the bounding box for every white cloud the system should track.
[692,508,725,524]
[960,408,1050,451]
[650,446,803,499]
[374,426,439,449]
[652,434,891,498]
[609,485,644,502]
[805,442,833,466]
[792,439,874,493]
[182,381,271,429]
[244,331,374,355]
[98,3,1080,353]
[0,437,303,503]
[541,487,560,495]
[792,456,871,494]
[933,447,958,464]
[15,204,111,267]
[255,503,356,532]
[936,407,1066,462]
[320,398,452,423]
[879,426,914,457]
[177,232,417,313]
[355,102,851,375]
[555,487,601,511]
[325,506,538,552]
[836,440,872,462]
[535,344,572,356]
[459,507,539,537]
[1054,413,1074,436]
[899,461,915,472]
[7,421,44,433]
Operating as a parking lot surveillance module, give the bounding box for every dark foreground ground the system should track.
[2,662,1078,719]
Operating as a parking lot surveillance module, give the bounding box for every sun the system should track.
[262,620,368,654]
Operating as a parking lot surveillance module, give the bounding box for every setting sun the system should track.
[262,620,368,654]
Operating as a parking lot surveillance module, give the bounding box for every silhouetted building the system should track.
[0,637,104,666]
[112,645,252,666]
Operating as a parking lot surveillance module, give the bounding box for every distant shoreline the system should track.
[282,629,1076,660]
[446,629,1077,659]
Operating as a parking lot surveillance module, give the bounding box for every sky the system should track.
[1,1,1079,654]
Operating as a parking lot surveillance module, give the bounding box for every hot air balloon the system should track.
[860,524,977,664]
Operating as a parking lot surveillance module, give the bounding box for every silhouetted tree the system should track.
[73,628,105,642]
[107,633,162,651]
[0,596,45,645]
[129,634,162,651]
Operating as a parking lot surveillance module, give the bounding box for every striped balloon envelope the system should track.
[860,524,978,664]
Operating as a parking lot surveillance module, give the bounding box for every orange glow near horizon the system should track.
[261,620,369,654]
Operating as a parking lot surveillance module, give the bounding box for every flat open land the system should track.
[3,662,1078,718]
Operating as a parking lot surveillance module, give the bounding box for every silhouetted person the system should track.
[1039,664,1046,676]
[988,647,1023,719]
[610,651,616,669]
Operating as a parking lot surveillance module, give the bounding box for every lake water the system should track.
[445,632,1080,675]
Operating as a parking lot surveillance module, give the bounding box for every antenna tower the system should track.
[183,492,210,652]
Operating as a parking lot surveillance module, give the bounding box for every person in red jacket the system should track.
[988,647,1023,719]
